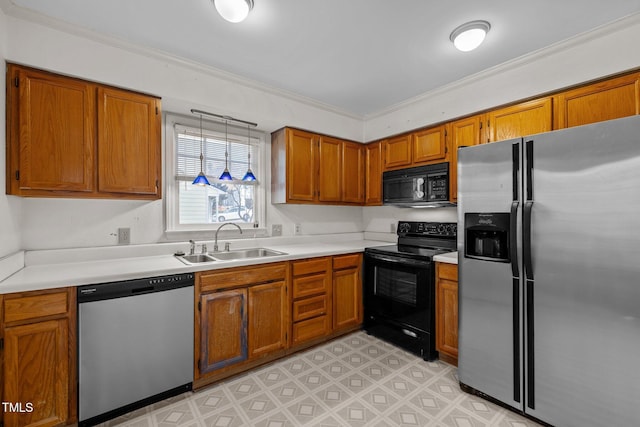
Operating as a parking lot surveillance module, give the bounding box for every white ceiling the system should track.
[5,0,640,117]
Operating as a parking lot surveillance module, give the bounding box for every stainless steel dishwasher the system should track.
[77,273,194,426]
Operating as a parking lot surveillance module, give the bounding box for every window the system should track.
[165,114,265,233]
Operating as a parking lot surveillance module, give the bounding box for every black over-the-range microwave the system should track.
[382,162,451,207]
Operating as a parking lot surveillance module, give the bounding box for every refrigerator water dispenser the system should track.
[464,212,510,262]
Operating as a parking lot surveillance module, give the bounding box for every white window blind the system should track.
[167,116,264,230]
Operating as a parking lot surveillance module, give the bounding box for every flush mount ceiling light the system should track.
[450,20,491,52]
[213,0,254,23]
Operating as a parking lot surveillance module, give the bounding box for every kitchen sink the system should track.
[210,248,287,261]
[176,253,217,265]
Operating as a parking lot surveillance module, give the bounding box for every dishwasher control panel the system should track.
[77,273,194,303]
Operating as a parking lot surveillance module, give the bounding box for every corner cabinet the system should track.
[1,287,77,427]
[435,262,458,366]
[6,63,161,200]
[194,263,288,388]
[271,127,365,205]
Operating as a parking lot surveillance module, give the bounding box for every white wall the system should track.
[0,7,23,257]
[3,11,640,251]
[364,14,640,141]
[3,14,365,250]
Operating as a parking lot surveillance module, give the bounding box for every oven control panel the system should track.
[397,221,457,237]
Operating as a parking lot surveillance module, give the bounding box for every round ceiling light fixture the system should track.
[213,0,254,23]
[450,20,491,52]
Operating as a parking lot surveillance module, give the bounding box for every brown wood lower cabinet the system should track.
[332,253,362,332]
[1,287,77,427]
[290,257,332,346]
[435,262,459,366]
[194,263,289,388]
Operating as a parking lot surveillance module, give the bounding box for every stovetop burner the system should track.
[365,221,457,261]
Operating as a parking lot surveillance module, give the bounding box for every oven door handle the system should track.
[365,253,430,267]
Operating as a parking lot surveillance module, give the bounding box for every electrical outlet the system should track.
[294,223,302,235]
[390,222,396,233]
[272,224,282,236]
[118,227,131,245]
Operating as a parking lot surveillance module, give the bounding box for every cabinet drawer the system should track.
[292,315,330,344]
[333,253,361,270]
[292,274,329,299]
[438,263,458,281]
[293,294,327,321]
[3,290,70,324]
[292,257,331,277]
[199,263,287,293]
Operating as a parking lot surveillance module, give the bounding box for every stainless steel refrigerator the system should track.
[457,115,640,427]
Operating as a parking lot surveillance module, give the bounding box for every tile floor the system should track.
[100,332,542,427]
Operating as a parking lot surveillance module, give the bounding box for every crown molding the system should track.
[0,0,363,121]
[365,11,640,121]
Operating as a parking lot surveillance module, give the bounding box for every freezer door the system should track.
[524,115,640,426]
[457,139,524,411]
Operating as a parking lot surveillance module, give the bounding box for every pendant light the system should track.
[192,114,211,186]
[242,124,257,181]
[218,120,233,181]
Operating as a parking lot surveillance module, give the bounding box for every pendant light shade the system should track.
[242,124,257,181]
[218,120,233,181]
[192,114,211,186]
[450,20,491,52]
[213,0,254,23]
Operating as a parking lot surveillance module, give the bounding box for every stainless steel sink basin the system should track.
[176,253,217,265]
[210,248,287,261]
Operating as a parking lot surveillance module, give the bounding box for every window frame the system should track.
[164,112,267,237]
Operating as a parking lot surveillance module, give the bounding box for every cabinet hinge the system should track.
[15,170,20,181]
[156,106,159,115]
[198,301,201,311]
[0,337,3,350]
[479,122,483,129]
[487,119,490,128]
[14,77,19,87]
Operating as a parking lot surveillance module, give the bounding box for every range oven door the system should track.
[363,251,437,360]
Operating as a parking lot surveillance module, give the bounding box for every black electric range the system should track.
[363,221,457,360]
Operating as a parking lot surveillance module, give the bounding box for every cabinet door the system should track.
[449,115,484,202]
[287,129,318,202]
[199,289,247,374]
[413,126,447,164]
[382,134,412,169]
[97,87,160,197]
[333,267,362,331]
[436,264,459,366]
[555,73,640,129]
[9,66,95,194]
[318,136,342,202]
[248,281,287,358]
[365,142,382,205]
[487,97,553,143]
[4,319,69,427]
[342,141,365,203]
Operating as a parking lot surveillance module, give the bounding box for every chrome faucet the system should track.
[214,223,243,252]
[189,239,196,255]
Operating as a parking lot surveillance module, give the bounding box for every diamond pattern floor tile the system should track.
[97,331,544,427]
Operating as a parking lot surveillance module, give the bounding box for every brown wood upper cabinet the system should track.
[1,287,77,427]
[486,97,553,143]
[271,127,364,205]
[365,142,382,205]
[449,114,485,202]
[554,72,640,129]
[382,125,447,171]
[382,134,412,169]
[6,64,161,199]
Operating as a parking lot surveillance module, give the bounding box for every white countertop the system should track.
[434,251,458,265]
[0,239,390,294]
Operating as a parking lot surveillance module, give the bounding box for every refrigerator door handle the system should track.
[523,201,534,281]
[510,201,519,278]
